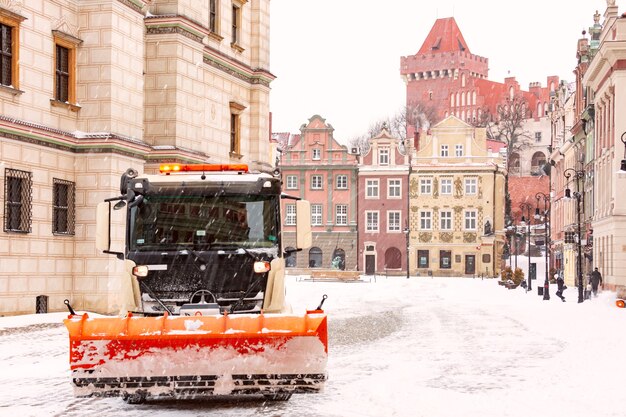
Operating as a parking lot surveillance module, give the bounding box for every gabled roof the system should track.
[417,17,470,55]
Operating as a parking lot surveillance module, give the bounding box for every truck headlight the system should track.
[132,265,149,278]
[253,261,271,274]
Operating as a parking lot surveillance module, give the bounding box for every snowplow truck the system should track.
[64,163,327,402]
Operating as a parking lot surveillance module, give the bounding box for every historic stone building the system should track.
[357,126,410,275]
[408,116,506,277]
[0,0,273,315]
[278,115,359,271]
[400,17,552,226]
[580,2,626,294]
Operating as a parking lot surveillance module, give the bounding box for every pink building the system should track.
[358,127,410,275]
[279,115,359,270]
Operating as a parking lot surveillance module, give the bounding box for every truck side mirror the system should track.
[295,200,312,249]
[96,202,111,252]
[96,201,125,259]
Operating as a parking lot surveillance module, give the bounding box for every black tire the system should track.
[123,391,147,404]
[263,393,292,401]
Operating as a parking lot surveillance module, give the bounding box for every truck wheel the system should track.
[123,391,147,404]
[263,393,292,401]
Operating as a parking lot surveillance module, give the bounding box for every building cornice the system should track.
[144,14,275,87]
[0,115,211,163]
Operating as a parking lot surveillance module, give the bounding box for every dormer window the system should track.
[455,144,464,157]
[379,148,389,165]
[440,145,449,157]
[312,148,321,160]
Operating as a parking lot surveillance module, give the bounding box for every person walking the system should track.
[556,272,566,302]
[591,267,603,297]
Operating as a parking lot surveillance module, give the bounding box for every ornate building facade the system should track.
[408,117,506,276]
[0,0,273,314]
[357,127,409,275]
[279,115,359,271]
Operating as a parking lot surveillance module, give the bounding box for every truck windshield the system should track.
[129,194,279,251]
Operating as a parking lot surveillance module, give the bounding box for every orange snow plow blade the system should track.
[64,311,327,399]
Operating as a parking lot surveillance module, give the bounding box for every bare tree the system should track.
[486,94,533,163]
[348,101,439,154]
[481,94,533,225]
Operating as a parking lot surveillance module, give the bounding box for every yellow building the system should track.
[408,116,506,277]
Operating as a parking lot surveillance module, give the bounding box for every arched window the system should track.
[331,248,346,270]
[384,247,402,269]
[461,73,466,87]
[472,91,476,105]
[285,246,297,267]
[461,92,466,106]
[509,86,515,100]
[309,247,322,268]
[450,94,455,107]
[537,102,542,116]
[531,152,546,176]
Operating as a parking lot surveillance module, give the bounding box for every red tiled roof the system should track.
[417,17,470,55]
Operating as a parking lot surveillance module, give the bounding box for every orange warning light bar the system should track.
[160,164,249,174]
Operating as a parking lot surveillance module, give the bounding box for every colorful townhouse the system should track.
[279,115,359,270]
[409,116,507,276]
[357,126,410,275]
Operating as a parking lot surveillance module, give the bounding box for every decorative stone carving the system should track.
[409,177,418,197]
[0,0,23,14]
[51,16,80,39]
[419,232,432,243]
[454,177,463,198]
[463,232,477,243]
[440,232,454,243]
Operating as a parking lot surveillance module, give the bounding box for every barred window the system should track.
[53,178,75,235]
[4,168,32,233]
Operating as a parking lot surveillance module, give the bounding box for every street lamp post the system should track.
[564,168,585,303]
[621,132,626,171]
[404,225,410,279]
[520,202,533,291]
[535,192,550,300]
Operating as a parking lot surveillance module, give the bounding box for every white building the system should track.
[0,0,272,314]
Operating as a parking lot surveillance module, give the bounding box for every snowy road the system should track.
[1,275,625,417]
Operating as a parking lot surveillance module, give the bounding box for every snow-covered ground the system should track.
[1,257,625,417]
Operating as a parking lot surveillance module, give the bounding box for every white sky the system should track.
[269,0,606,141]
